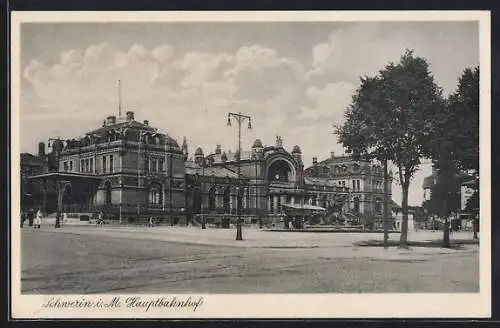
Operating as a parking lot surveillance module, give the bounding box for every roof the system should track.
[88,119,156,135]
[20,153,47,165]
[211,150,254,162]
[185,161,241,179]
[252,139,263,148]
[195,147,204,155]
[292,145,302,154]
[63,118,180,150]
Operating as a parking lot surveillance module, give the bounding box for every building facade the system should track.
[20,143,49,211]
[303,153,392,227]
[26,111,359,225]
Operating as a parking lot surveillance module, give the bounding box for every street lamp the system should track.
[226,111,252,241]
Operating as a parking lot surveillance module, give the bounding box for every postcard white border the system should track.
[10,10,491,319]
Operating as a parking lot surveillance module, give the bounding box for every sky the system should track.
[19,21,479,206]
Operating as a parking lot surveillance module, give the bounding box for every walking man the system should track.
[34,208,42,229]
[55,211,61,228]
[28,209,34,227]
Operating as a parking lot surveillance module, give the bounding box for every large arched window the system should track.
[223,187,231,213]
[208,187,216,212]
[353,197,360,213]
[268,159,293,182]
[149,182,163,207]
[104,181,112,205]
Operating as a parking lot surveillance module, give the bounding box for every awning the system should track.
[282,203,326,211]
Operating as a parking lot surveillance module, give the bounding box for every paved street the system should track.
[21,226,479,294]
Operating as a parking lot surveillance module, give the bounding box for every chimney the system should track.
[330,152,335,159]
[38,142,45,156]
[312,157,318,165]
[106,115,117,125]
[143,120,149,126]
[126,111,135,121]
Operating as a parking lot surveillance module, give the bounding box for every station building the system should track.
[25,111,390,225]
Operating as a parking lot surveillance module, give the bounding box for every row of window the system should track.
[352,179,361,191]
[80,158,94,173]
[63,155,115,174]
[145,157,165,173]
[333,179,361,191]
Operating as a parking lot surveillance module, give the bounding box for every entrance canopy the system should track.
[28,172,102,182]
[282,203,326,217]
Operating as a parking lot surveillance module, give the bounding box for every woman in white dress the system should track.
[34,209,42,229]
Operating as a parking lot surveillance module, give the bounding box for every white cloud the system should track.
[20,23,478,206]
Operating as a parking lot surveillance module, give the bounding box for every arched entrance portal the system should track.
[62,184,72,212]
[267,159,295,183]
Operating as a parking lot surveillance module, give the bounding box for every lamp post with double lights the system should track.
[226,111,252,241]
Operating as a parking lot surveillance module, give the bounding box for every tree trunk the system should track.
[383,159,389,249]
[399,183,409,248]
[442,197,451,248]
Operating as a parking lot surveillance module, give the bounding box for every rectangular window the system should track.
[90,158,94,173]
[159,158,164,172]
[110,155,114,173]
[80,159,84,172]
[103,156,107,173]
[63,161,68,172]
[152,159,157,172]
[69,161,73,171]
[145,158,149,172]
[352,180,356,191]
[357,180,361,191]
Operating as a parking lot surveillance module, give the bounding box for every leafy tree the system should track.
[336,49,443,248]
[447,67,480,173]
[426,67,479,245]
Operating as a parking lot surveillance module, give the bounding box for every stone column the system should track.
[273,195,278,213]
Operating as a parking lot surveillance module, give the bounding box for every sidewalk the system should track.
[26,223,478,251]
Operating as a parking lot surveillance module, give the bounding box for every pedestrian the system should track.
[148,216,154,227]
[63,212,68,225]
[288,220,293,230]
[28,209,34,227]
[21,210,26,228]
[34,208,42,229]
[97,211,104,227]
[55,211,61,228]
